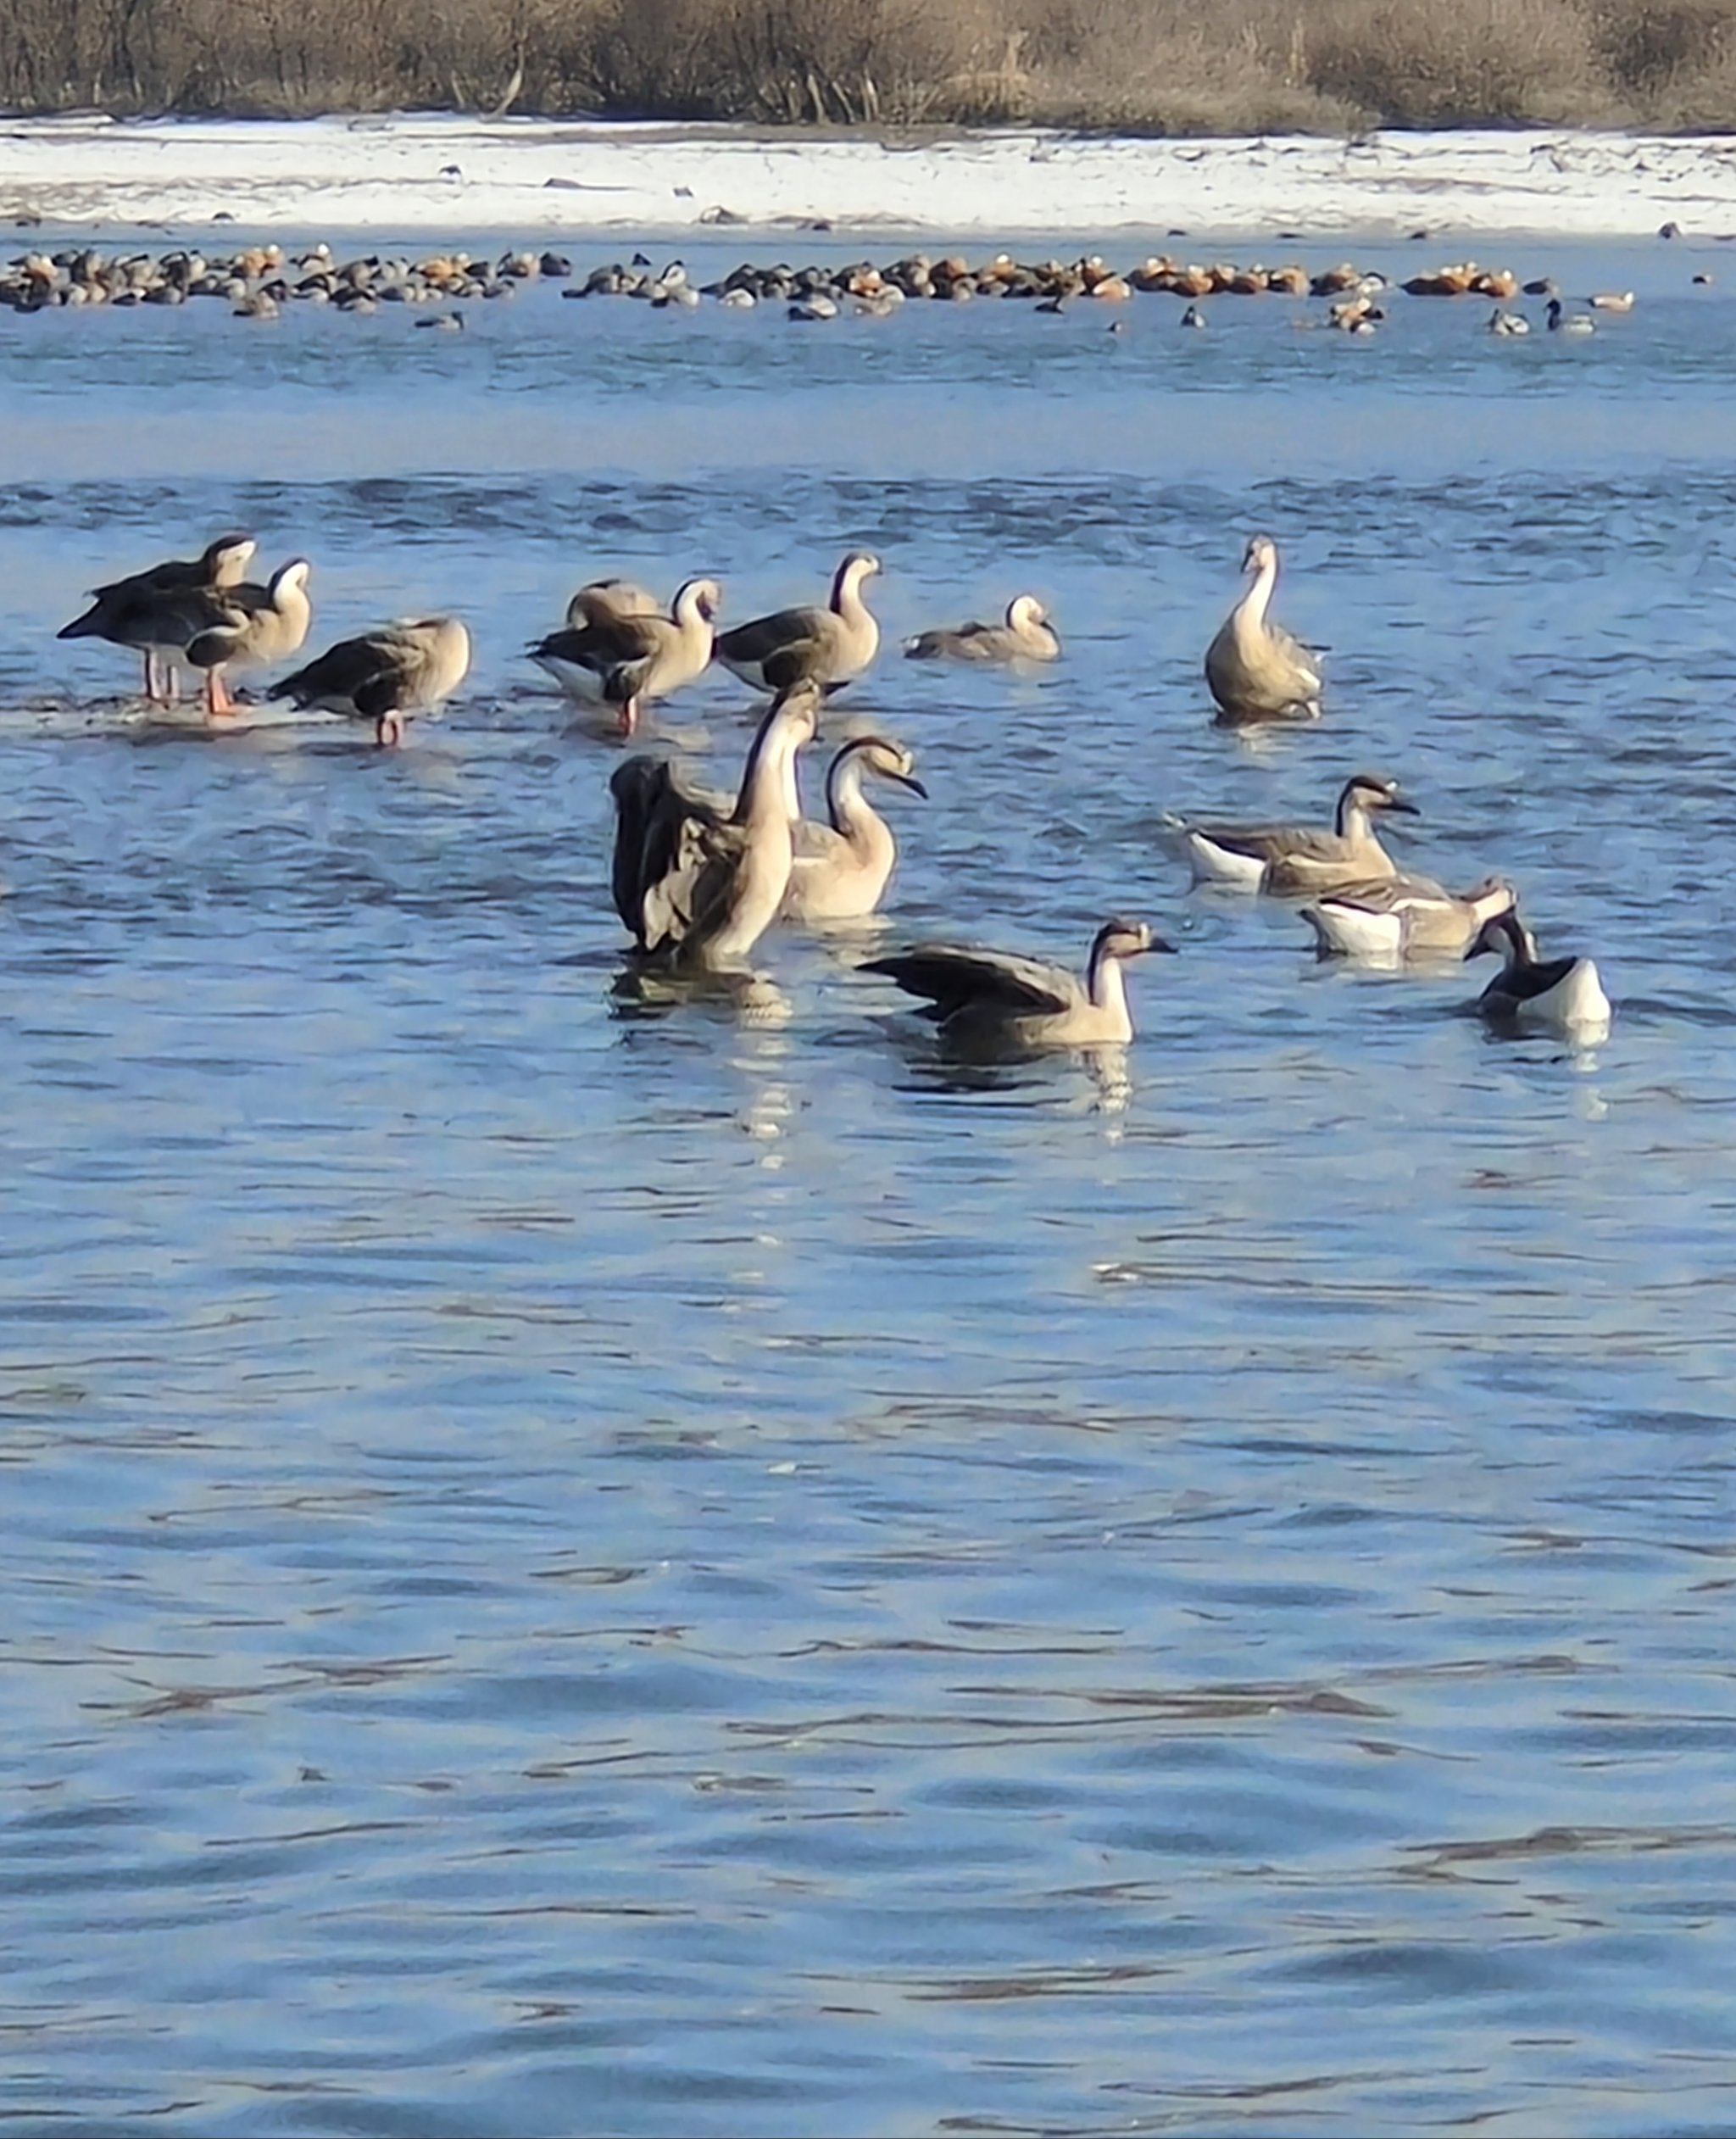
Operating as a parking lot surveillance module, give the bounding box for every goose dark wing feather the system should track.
[862,945,1072,1020]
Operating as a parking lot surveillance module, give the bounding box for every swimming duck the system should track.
[1203,535,1323,722]
[862,918,1173,1050]
[274,616,471,744]
[1167,772,1419,894]
[1301,873,1516,958]
[715,550,881,697]
[528,577,720,733]
[782,736,926,922]
[903,594,1060,663]
[58,532,257,703]
[1465,910,1611,1035]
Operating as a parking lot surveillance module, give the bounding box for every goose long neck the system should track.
[735,703,808,828]
[1336,791,1373,844]
[1086,947,1134,1040]
[825,749,894,860]
[674,583,713,655]
[1236,549,1277,637]
[832,559,871,625]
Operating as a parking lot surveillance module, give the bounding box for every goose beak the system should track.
[1385,797,1421,816]
[1147,934,1180,955]
[894,772,928,799]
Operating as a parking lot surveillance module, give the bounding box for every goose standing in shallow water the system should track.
[1466,910,1611,1035]
[58,532,257,703]
[609,680,820,970]
[782,736,926,923]
[1203,535,1323,723]
[715,550,881,697]
[1166,772,1418,894]
[274,616,471,743]
[904,595,1060,664]
[862,918,1173,1050]
[1302,874,1516,959]
[170,559,314,716]
[528,577,719,734]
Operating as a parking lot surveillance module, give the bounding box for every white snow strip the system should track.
[3,114,1736,237]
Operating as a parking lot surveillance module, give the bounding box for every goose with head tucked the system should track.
[1466,909,1611,1035]
[609,679,821,970]
[528,576,719,734]
[275,615,471,744]
[564,577,662,630]
[162,558,314,716]
[863,917,1173,1051]
[1203,534,1322,723]
[1302,873,1516,959]
[782,735,926,922]
[715,550,881,697]
[1166,771,1418,894]
[58,532,257,704]
[903,594,1060,665]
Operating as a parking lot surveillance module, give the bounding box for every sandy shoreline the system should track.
[4,114,1736,237]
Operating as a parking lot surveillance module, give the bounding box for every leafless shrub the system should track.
[1302,0,1614,125]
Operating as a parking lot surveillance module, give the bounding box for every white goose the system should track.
[1203,535,1323,723]
[1466,910,1611,1036]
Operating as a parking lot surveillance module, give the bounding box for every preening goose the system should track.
[609,680,821,970]
[715,550,881,696]
[1302,874,1516,959]
[528,577,719,733]
[275,616,471,744]
[164,559,314,716]
[58,532,257,703]
[1203,535,1323,723]
[565,578,662,630]
[904,594,1060,664]
[1167,772,1418,894]
[862,917,1173,1050]
[1466,910,1611,1036]
[782,736,926,922]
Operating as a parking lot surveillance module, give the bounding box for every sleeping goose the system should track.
[609,680,820,970]
[1166,772,1418,894]
[273,616,470,743]
[715,550,881,697]
[1466,910,1611,1036]
[782,736,926,923]
[1302,874,1516,959]
[1204,535,1323,723]
[164,559,314,716]
[58,532,257,703]
[904,594,1060,664]
[565,577,662,630]
[862,917,1173,1051]
[528,577,718,733]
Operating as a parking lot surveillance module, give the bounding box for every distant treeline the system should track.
[7,0,1736,131]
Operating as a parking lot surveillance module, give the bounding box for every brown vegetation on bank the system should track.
[5,0,1736,131]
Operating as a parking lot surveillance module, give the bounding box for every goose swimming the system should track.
[274,616,471,743]
[714,550,881,696]
[1302,873,1516,959]
[1466,910,1611,1035]
[528,576,719,733]
[862,917,1173,1051]
[609,680,820,970]
[1546,298,1596,336]
[58,532,256,703]
[1167,771,1418,894]
[163,559,314,716]
[782,736,926,923]
[903,594,1060,664]
[1204,535,1323,723]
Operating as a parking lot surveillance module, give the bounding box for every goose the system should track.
[161,559,314,716]
[782,736,926,923]
[903,594,1060,665]
[861,918,1174,1050]
[1546,298,1595,336]
[274,616,470,744]
[528,577,720,734]
[564,578,662,630]
[58,532,256,703]
[1180,303,1207,328]
[1589,289,1635,311]
[714,550,881,697]
[1466,910,1611,1035]
[1487,307,1529,336]
[1203,535,1323,722]
[1166,772,1418,894]
[609,680,821,970]
[1301,873,1516,959]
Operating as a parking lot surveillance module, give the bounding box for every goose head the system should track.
[674,576,722,626]
[770,677,824,742]
[270,558,313,604]
[833,550,882,599]
[1090,916,1177,968]
[1240,534,1278,576]
[1338,772,1418,827]
[1007,593,1050,632]
[1466,910,1539,965]
[837,735,926,799]
[203,533,257,579]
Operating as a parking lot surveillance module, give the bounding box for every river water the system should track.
[2,231,1734,2137]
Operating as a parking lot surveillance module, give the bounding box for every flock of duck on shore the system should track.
[2,239,1657,336]
[55,525,1611,1053]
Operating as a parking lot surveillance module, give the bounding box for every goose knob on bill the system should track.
[1203,534,1323,724]
[527,577,719,735]
[1466,909,1611,1037]
[782,736,926,924]
[861,918,1174,1051]
[609,679,821,972]
[57,532,257,705]
[714,550,881,698]
[1166,772,1419,894]
[903,594,1060,664]
[273,616,471,743]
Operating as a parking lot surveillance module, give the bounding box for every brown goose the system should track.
[274,616,471,744]
[715,551,881,697]
[528,577,718,734]
[58,532,256,703]
[1166,773,1417,894]
[904,594,1060,664]
[863,918,1173,1050]
[565,578,662,630]
[160,559,314,716]
[782,736,926,923]
[1204,535,1323,723]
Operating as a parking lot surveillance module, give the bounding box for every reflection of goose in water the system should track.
[529,577,719,734]
[1466,910,1611,1036]
[1204,536,1322,722]
[862,917,1172,1050]
[782,736,926,923]
[715,551,880,696]
[609,680,820,971]
[275,616,471,744]
[1302,874,1516,959]
[58,532,257,703]
[1167,772,1417,894]
[904,595,1060,664]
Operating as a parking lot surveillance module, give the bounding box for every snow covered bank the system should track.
[4,114,1736,237]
